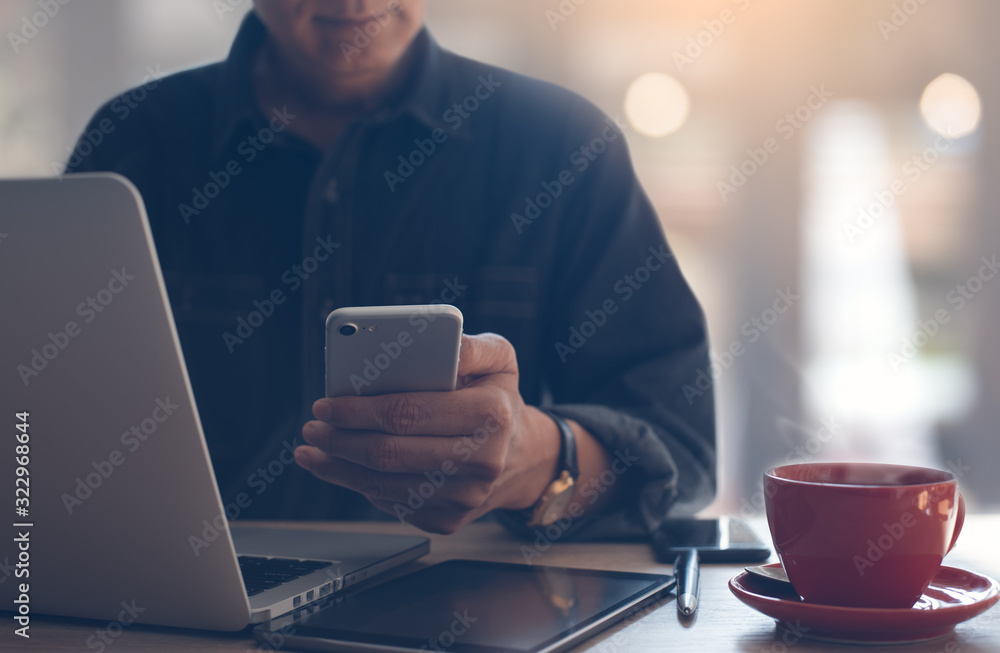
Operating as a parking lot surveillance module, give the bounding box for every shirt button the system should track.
[324,179,339,204]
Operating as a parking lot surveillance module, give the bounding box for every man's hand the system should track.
[295,333,563,534]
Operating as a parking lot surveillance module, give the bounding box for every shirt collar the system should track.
[390,27,468,137]
[211,12,468,158]
[211,11,267,159]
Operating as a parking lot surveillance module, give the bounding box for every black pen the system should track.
[674,548,700,617]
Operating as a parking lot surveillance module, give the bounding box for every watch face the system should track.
[539,486,575,526]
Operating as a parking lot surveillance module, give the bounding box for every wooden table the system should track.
[3,516,998,652]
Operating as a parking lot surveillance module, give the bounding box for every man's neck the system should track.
[252,38,417,152]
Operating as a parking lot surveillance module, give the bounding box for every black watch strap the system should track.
[539,409,579,481]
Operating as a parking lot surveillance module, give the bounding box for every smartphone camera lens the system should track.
[339,324,358,336]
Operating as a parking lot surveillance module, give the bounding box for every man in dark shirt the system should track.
[67,1,715,538]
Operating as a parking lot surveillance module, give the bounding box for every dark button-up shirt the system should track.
[67,12,715,538]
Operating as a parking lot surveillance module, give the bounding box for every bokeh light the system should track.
[920,73,981,138]
[624,72,691,138]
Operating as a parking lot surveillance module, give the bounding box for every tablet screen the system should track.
[264,560,674,653]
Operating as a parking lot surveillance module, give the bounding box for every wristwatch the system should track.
[522,410,580,528]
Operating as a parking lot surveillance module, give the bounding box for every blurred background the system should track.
[2,0,997,514]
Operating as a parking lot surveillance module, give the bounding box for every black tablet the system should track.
[254,560,674,653]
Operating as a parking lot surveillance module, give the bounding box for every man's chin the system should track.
[310,39,390,72]
[313,59,387,81]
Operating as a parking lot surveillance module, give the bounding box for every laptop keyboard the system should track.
[238,556,333,597]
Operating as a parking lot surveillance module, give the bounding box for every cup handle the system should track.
[948,492,966,554]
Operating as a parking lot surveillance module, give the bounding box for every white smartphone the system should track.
[325,304,463,397]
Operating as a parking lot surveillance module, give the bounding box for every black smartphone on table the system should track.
[651,516,771,563]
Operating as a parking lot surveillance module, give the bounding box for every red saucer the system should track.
[729,563,1000,644]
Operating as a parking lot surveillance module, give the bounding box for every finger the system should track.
[367,499,476,535]
[295,446,476,506]
[313,386,512,436]
[302,420,333,446]
[456,332,518,379]
[304,423,502,476]
[295,446,423,501]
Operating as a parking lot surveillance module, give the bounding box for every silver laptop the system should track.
[0,174,428,630]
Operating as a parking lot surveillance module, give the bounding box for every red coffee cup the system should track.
[764,462,964,608]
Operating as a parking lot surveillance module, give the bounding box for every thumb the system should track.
[456,332,518,380]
